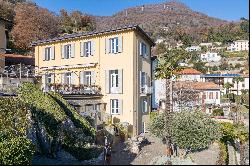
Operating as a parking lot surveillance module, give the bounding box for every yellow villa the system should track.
[32,25,155,136]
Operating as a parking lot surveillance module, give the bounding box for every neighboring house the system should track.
[185,46,201,52]
[173,82,221,114]
[175,68,202,82]
[201,73,249,95]
[199,42,213,47]
[32,25,155,135]
[200,52,221,62]
[227,40,249,52]
[0,54,35,93]
[152,80,221,114]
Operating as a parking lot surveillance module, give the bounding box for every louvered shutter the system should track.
[105,70,110,93]
[61,73,65,84]
[71,43,75,58]
[91,71,96,85]
[51,46,55,60]
[139,42,143,56]
[79,71,84,85]
[91,41,95,56]
[80,42,83,57]
[118,36,123,53]
[42,48,46,61]
[105,38,109,54]
[61,45,64,59]
[51,74,55,83]
[118,69,123,93]
[118,99,123,115]
[71,72,76,85]
[139,71,142,93]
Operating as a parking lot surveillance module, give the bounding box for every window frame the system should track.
[111,99,119,114]
[84,41,92,57]
[110,37,119,54]
[64,44,71,59]
[45,47,51,61]
[65,72,72,85]
[110,70,119,88]
[85,71,92,86]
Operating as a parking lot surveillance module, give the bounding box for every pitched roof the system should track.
[177,68,202,75]
[31,24,155,47]
[174,81,221,90]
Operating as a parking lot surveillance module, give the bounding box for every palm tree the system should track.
[155,48,190,157]
[223,82,233,95]
[233,76,244,95]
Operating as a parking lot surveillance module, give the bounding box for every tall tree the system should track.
[233,76,244,95]
[154,48,190,156]
[11,2,59,51]
[223,82,233,95]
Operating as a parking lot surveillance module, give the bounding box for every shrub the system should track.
[212,108,224,116]
[220,122,236,143]
[0,137,35,165]
[170,110,221,151]
[149,113,166,138]
[216,141,228,165]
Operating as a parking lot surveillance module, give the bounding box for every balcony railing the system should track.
[140,85,153,95]
[45,84,102,95]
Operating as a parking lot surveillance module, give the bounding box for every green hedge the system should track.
[216,141,229,165]
[212,108,224,116]
[0,137,35,165]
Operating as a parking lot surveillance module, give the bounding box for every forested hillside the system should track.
[0,0,249,54]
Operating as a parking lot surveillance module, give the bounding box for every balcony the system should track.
[140,85,153,95]
[45,84,102,96]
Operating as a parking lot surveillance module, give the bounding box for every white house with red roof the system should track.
[175,68,202,82]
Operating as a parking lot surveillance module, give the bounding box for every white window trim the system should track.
[110,37,119,54]
[65,73,72,85]
[85,71,92,86]
[110,70,119,93]
[111,99,119,115]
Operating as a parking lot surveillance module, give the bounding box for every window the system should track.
[110,37,119,54]
[216,92,218,99]
[64,44,71,59]
[84,41,92,57]
[110,70,119,88]
[111,99,119,114]
[65,73,72,85]
[209,92,213,99]
[242,83,245,88]
[140,42,147,57]
[85,71,92,86]
[46,73,53,84]
[140,72,146,92]
[94,104,101,111]
[141,98,148,113]
[45,47,51,61]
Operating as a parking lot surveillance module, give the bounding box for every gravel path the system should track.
[110,133,166,165]
[188,142,220,165]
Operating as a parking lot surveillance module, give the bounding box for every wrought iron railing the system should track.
[45,84,102,95]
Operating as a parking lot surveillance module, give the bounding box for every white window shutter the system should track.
[51,46,55,60]
[105,38,109,54]
[61,73,65,84]
[71,43,75,58]
[83,71,87,85]
[42,48,46,61]
[118,99,123,115]
[118,69,123,93]
[61,45,64,59]
[83,42,87,57]
[139,42,142,56]
[118,36,123,53]
[139,71,142,93]
[52,74,55,83]
[105,70,110,93]
[71,72,76,85]
[91,41,95,56]
[80,42,83,57]
[79,71,83,84]
[91,71,96,85]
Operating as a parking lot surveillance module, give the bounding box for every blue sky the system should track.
[33,0,249,21]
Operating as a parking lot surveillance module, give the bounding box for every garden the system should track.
[0,82,102,165]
